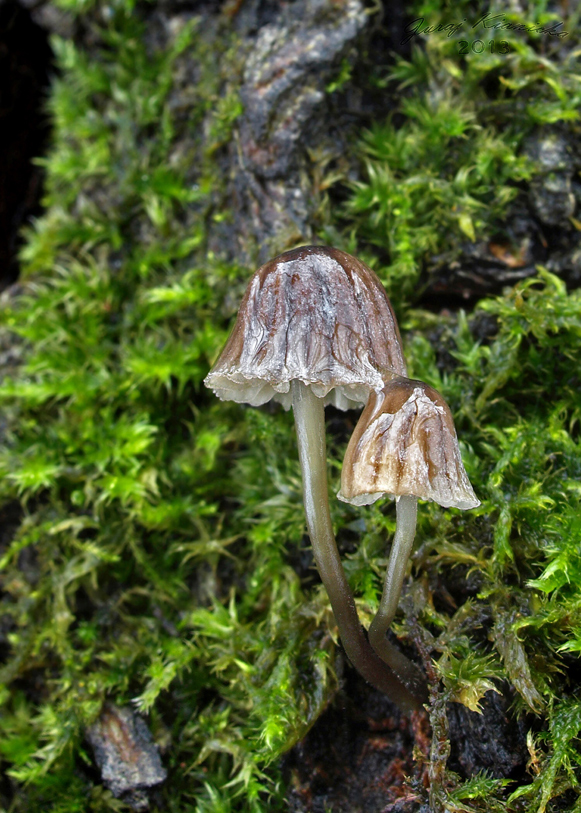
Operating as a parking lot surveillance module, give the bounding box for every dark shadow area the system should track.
[0,0,53,289]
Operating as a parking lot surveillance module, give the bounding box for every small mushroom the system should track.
[338,376,480,688]
[205,245,421,710]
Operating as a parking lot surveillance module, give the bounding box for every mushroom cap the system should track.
[204,246,407,410]
[338,377,480,510]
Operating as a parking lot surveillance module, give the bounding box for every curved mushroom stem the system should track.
[291,380,423,711]
[368,495,426,697]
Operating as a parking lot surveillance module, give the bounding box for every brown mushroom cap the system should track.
[204,246,407,410]
[338,377,480,509]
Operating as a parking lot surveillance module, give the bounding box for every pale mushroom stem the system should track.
[291,380,422,711]
[368,495,426,697]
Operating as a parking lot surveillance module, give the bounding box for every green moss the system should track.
[403,271,581,809]
[339,2,579,304]
[1,0,581,811]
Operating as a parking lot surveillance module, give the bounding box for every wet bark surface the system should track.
[282,659,531,812]
[282,666,431,813]
[447,688,529,779]
[230,0,368,263]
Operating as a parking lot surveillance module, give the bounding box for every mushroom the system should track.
[338,375,480,687]
[205,245,422,709]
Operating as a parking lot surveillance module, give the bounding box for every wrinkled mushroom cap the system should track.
[338,377,480,510]
[204,246,407,410]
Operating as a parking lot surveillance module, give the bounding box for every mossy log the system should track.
[1,1,581,811]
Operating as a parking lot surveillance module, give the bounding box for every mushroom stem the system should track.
[368,495,426,697]
[291,380,422,711]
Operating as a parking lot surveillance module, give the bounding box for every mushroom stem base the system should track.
[291,380,422,711]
